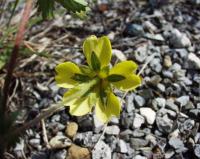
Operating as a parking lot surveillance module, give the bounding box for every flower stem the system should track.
[1,0,33,117]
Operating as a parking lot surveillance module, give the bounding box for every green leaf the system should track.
[36,0,55,19]
[71,73,91,82]
[36,0,88,19]
[56,0,87,13]
[107,74,126,82]
[91,51,101,71]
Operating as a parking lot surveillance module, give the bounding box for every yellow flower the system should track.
[55,35,142,123]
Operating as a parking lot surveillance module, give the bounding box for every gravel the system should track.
[6,0,200,158]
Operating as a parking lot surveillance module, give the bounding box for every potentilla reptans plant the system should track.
[55,35,142,123]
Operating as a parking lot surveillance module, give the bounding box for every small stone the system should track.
[162,70,173,79]
[157,83,166,92]
[29,138,41,148]
[92,141,111,159]
[68,144,91,159]
[191,0,200,5]
[145,34,165,41]
[150,58,162,73]
[149,75,162,86]
[125,24,144,36]
[175,49,188,58]
[93,114,104,133]
[120,112,134,129]
[49,136,72,149]
[166,99,179,112]
[134,95,145,107]
[133,113,145,128]
[140,108,156,125]
[51,114,61,122]
[110,117,119,125]
[183,119,195,131]
[14,139,25,158]
[169,137,187,153]
[126,93,135,113]
[188,53,200,69]
[75,132,99,147]
[132,129,145,137]
[156,115,174,133]
[164,55,172,68]
[65,122,78,138]
[189,109,200,119]
[134,155,147,159]
[112,49,127,61]
[153,98,166,108]
[194,144,200,158]
[143,21,157,32]
[169,29,191,48]
[117,139,128,153]
[165,149,175,159]
[130,138,148,149]
[105,125,120,135]
[134,44,148,63]
[32,151,49,159]
[50,150,67,159]
[176,96,190,106]
[145,134,157,145]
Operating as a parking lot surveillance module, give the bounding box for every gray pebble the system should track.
[14,139,25,159]
[126,93,135,113]
[156,115,174,134]
[176,96,190,106]
[134,155,147,159]
[50,150,67,159]
[29,138,41,149]
[169,29,191,48]
[194,144,200,158]
[31,152,49,159]
[153,98,166,108]
[140,107,156,125]
[130,138,148,149]
[157,83,166,92]
[169,137,187,153]
[93,114,104,133]
[117,139,128,153]
[150,58,162,73]
[133,113,145,129]
[166,99,179,112]
[105,125,120,135]
[92,141,111,159]
[135,95,145,107]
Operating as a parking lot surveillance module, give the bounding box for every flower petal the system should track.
[111,74,141,91]
[95,92,121,123]
[109,61,141,91]
[55,62,81,88]
[83,35,112,68]
[69,96,92,116]
[109,61,138,75]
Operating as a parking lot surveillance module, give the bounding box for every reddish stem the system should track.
[2,0,33,115]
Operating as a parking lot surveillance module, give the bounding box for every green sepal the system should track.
[91,51,101,71]
[99,88,107,106]
[107,74,125,82]
[71,73,91,82]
